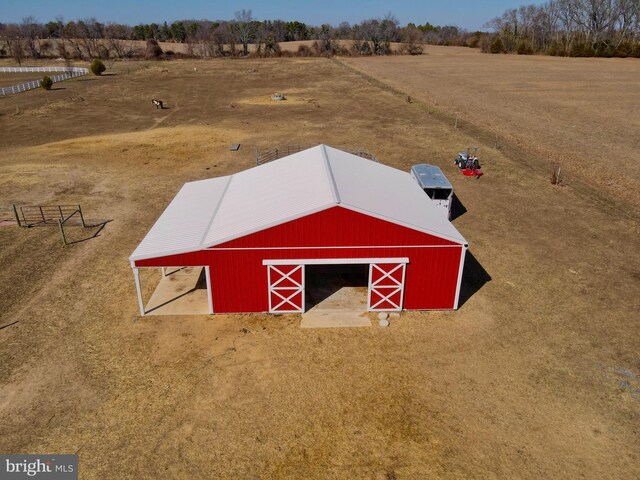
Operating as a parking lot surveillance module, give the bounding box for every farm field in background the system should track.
[0,50,638,479]
[345,46,640,206]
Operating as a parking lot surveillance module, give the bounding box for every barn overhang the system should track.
[130,259,214,316]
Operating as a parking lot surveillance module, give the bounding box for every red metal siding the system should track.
[134,206,463,313]
[403,246,462,309]
[214,206,458,248]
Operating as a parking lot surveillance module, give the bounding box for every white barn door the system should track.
[267,265,305,313]
[368,263,406,311]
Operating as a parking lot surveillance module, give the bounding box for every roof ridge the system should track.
[200,174,233,247]
[321,144,341,205]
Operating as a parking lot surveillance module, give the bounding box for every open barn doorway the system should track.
[132,266,213,316]
[302,264,369,327]
[305,264,369,310]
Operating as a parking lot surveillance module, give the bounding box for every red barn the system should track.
[130,145,468,315]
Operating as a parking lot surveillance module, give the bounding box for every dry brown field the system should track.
[0,73,47,88]
[0,51,638,479]
[344,46,640,207]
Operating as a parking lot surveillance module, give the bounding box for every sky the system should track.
[2,1,543,31]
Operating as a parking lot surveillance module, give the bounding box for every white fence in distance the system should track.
[0,66,89,96]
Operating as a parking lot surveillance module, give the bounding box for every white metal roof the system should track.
[411,164,453,189]
[130,176,231,261]
[130,145,466,262]
[203,147,336,246]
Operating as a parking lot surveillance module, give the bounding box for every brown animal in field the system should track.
[152,99,164,109]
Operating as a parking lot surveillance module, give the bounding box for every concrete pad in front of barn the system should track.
[145,267,210,316]
[301,287,371,328]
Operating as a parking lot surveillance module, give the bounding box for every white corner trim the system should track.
[132,267,145,316]
[205,266,214,314]
[453,246,467,310]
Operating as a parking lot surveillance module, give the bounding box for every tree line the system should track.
[2,3,637,62]
[0,11,478,63]
[484,0,640,56]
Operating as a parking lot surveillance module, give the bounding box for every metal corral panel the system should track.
[134,206,464,312]
[130,145,465,262]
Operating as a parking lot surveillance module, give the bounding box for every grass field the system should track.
[0,50,638,479]
[0,73,47,88]
[344,46,640,207]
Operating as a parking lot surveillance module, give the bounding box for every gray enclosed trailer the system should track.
[410,164,453,219]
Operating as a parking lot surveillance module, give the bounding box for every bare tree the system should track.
[210,22,227,56]
[64,22,85,59]
[76,18,104,58]
[380,13,400,53]
[4,24,26,65]
[314,23,338,55]
[233,9,254,55]
[190,21,215,57]
[335,21,352,39]
[485,0,640,56]
[21,16,41,59]
[52,16,69,60]
[402,23,424,54]
[105,23,136,58]
[356,15,399,55]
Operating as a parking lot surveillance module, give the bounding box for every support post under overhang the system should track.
[132,266,145,316]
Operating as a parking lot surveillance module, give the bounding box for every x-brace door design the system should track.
[368,263,406,311]
[267,265,304,313]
